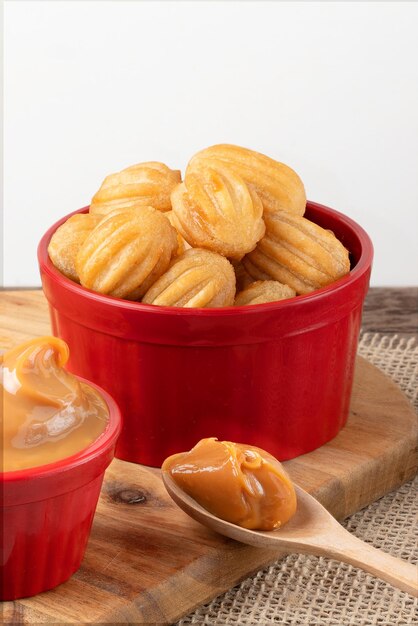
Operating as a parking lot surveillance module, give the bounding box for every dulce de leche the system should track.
[164,438,297,530]
[1,336,109,472]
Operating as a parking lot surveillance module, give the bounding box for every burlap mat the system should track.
[178,334,418,626]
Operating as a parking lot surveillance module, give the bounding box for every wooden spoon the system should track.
[162,469,418,597]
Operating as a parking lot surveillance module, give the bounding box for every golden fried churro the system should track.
[48,213,103,282]
[189,144,306,217]
[90,162,181,215]
[165,210,191,256]
[171,162,265,259]
[232,260,256,292]
[142,248,236,308]
[243,211,350,294]
[76,206,177,299]
[234,280,296,306]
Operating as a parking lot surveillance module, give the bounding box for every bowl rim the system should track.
[38,200,373,316]
[1,378,121,482]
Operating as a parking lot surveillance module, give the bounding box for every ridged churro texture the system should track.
[189,144,306,217]
[76,206,177,300]
[48,213,103,282]
[243,212,350,294]
[142,248,236,308]
[232,260,255,292]
[171,162,265,259]
[235,280,296,306]
[165,210,190,256]
[89,162,181,215]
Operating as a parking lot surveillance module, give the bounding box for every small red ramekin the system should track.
[1,382,121,601]
[38,201,373,467]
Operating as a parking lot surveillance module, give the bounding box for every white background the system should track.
[4,1,418,287]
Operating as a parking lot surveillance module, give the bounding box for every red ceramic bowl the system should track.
[38,201,373,467]
[1,382,121,601]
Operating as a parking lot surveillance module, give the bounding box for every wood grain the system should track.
[1,290,417,624]
[361,286,418,340]
[161,477,418,596]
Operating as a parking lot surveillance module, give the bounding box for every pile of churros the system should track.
[48,144,350,307]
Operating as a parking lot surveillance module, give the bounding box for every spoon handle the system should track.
[313,526,418,597]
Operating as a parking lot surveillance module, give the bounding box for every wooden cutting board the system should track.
[1,291,417,624]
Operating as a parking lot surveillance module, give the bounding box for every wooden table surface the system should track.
[361,286,417,340]
[0,285,417,623]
